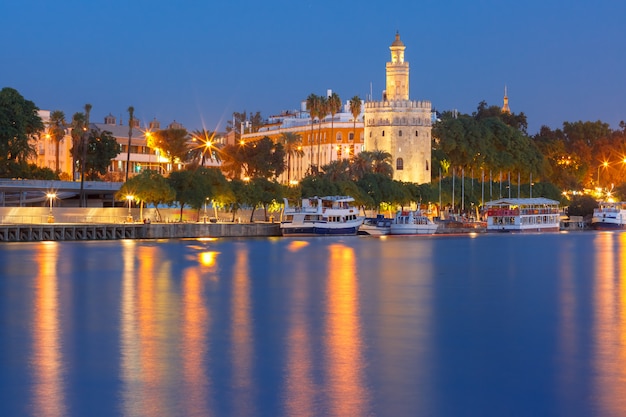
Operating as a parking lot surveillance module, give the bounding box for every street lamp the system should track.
[126,195,134,223]
[46,192,56,223]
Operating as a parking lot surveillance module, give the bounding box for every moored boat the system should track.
[389,210,439,235]
[280,196,364,236]
[485,197,561,232]
[591,201,626,230]
[358,215,392,236]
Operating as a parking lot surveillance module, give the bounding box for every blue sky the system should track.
[2,0,625,135]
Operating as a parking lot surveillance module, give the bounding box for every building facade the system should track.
[241,95,365,183]
[364,32,432,184]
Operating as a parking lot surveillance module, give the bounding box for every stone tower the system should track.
[364,32,432,184]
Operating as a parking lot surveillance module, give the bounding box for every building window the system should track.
[382,131,385,137]
[415,131,419,137]
[369,131,372,137]
[399,130,402,137]
[425,160,429,171]
[396,158,404,170]
[337,132,342,142]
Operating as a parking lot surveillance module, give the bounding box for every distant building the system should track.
[502,86,511,114]
[241,93,365,182]
[30,110,74,179]
[364,32,432,184]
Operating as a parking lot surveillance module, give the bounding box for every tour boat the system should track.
[280,196,364,236]
[358,215,393,236]
[591,201,626,230]
[485,197,561,232]
[388,210,439,235]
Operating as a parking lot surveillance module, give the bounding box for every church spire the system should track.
[502,85,511,114]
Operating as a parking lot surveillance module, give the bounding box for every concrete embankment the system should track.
[0,222,281,242]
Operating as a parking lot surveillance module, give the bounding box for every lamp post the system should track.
[46,193,56,223]
[126,195,134,223]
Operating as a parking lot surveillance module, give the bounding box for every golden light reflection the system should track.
[181,267,211,415]
[286,240,310,253]
[232,244,254,415]
[325,243,368,416]
[284,262,315,416]
[32,242,66,417]
[593,232,626,415]
[199,251,219,268]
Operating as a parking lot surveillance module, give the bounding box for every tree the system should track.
[151,128,191,167]
[190,129,221,166]
[79,103,92,207]
[125,106,134,182]
[0,87,43,176]
[317,95,328,168]
[306,94,320,172]
[246,177,283,221]
[328,92,342,160]
[117,169,175,221]
[221,136,285,180]
[167,169,203,221]
[70,111,88,180]
[566,194,598,218]
[349,95,362,145]
[48,110,67,173]
[84,128,122,180]
[279,132,303,183]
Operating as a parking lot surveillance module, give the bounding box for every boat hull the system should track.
[280,224,360,236]
[389,224,438,235]
[591,220,626,230]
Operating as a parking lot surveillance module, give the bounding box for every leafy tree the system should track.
[167,170,201,221]
[151,128,191,167]
[84,128,122,180]
[48,110,67,173]
[566,194,598,218]
[117,169,175,221]
[228,178,249,222]
[0,87,43,176]
[221,136,285,180]
[246,177,283,221]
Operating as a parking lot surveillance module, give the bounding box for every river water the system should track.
[1,232,626,417]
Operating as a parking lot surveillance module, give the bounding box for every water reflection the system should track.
[284,244,315,417]
[325,243,369,416]
[231,243,254,416]
[593,232,626,416]
[31,242,66,417]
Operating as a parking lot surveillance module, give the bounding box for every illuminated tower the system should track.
[502,86,511,114]
[364,32,432,184]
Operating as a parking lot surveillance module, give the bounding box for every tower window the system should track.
[382,131,385,137]
[399,130,402,137]
[396,158,404,170]
[415,131,419,137]
[425,160,429,171]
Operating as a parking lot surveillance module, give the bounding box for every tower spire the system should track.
[502,85,511,114]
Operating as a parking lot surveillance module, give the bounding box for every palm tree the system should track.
[70,112,87,180]
[349,95,362,146]
[317,95,328,169]
[370,149,394,177]
[190,129,222,166]
[48,110,67,173]
[350,151,373,180]
[279,132,303,183]
[306,94,319,173]
[80,103,92,207]
[125,106,134,182]
[328,92,341,162]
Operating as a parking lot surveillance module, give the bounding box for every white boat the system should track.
[389,210,439,235]
[485,197,561,232]
[591,201,626,230]
[280,196,364,236]
[358,215,392,236]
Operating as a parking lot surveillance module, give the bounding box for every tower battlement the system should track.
[365,100,431,110]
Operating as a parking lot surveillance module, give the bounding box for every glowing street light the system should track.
[46,192,56,223]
